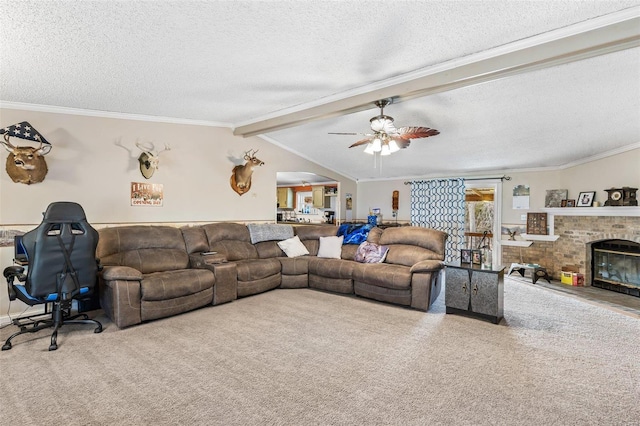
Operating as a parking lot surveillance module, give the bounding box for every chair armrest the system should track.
[3,265,26,301]
[410,260,445,274]
[101,265,143,281]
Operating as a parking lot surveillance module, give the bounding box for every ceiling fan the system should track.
[329,99,440,155]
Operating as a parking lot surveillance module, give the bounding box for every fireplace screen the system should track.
[592,240,640,297]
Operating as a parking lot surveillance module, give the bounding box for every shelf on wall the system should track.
[521,233,560,242]
[500,240,533,247]
[542,206,640,217]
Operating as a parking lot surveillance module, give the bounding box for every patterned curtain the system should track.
[410,178,465,263]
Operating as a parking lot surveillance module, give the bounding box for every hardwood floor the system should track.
[505,274,640,318]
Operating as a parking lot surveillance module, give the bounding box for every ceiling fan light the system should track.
[388,140,400,153]
[380,143,391,156]
[363,143,375,154]
[371,138,382,152]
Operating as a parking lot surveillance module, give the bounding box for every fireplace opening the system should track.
[592,240,640,297]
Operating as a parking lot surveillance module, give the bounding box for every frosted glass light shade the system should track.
[371,138,382,152]
[388,140,400,153]
[363,143,375,154]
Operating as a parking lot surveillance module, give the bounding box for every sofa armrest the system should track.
[188,255,236,305]
[102,265,143,281]
[410,260,445,274]
[99,266,143,328]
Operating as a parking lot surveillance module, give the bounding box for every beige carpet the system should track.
[1,278,639,425]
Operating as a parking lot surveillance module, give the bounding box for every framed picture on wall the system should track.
[526,212,548,235]
[577,191,595,207]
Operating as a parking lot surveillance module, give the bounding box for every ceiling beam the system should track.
[233,13,640,137]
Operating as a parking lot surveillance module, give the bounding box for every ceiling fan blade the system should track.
[349,136,374,148]
[397,126,440,139]
[390,136,411,149]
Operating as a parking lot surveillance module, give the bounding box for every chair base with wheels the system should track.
[2,266,103,351]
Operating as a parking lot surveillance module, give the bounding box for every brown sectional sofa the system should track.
[97,223,448,328]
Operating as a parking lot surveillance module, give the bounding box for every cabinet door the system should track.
[277,188,292,208]
[312,186,324,208]
[469,272,499,317]
[445,268,471,310]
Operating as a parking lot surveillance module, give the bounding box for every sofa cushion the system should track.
[308,257,355,279]
[97,226,189,273]
[352,263,412,290]
[340,244,358,260]
[235,258,282,282]
[379,227,446,258]
[294,225,338,241]
[181,226,209,254]
[140,269,214,301]
[209,240,258,261]
[255,240,286,259]
[317,235,343,259]
[277,235,309,258]
[384,245,443,267]
[279,257,309,275]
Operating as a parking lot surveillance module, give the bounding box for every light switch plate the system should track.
[521,214,527,221]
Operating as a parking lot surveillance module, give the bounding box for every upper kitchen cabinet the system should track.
[277,187,293,208]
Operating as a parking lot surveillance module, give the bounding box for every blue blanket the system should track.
[337,223,374,245]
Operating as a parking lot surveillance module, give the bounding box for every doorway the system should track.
[464,180,502,267]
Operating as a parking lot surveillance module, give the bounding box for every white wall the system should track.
[0,107,357,320]
[357,147,640,226]
[0,108,357,225]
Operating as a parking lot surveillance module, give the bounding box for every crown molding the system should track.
[0,101,231,128]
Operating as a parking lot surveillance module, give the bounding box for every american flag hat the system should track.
[0,121,51,145]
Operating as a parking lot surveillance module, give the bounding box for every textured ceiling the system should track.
[1,1,639,181]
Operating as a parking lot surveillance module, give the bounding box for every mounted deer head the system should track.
[1,122,52,185]
[135,141,171,179]
[230,149,264,195]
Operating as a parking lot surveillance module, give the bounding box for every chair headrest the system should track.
[42,202,87,222]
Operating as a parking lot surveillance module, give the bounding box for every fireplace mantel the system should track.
[540,207,640,236]
[543,207,640,217]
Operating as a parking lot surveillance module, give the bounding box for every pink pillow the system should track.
[354,242,389,263]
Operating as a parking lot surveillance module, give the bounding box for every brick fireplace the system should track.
[502,211,640,287]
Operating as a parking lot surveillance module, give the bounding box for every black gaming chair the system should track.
[2,202,103,351]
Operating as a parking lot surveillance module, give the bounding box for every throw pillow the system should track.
[277,235,309,258]
[317,235,344,259]
[354,241,389,263]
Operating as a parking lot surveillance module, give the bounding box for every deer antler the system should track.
[2,133,16,152]
[135,140,155,153]
[156,144,171,155]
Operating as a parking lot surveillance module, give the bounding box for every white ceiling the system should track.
[1,1,639,182]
